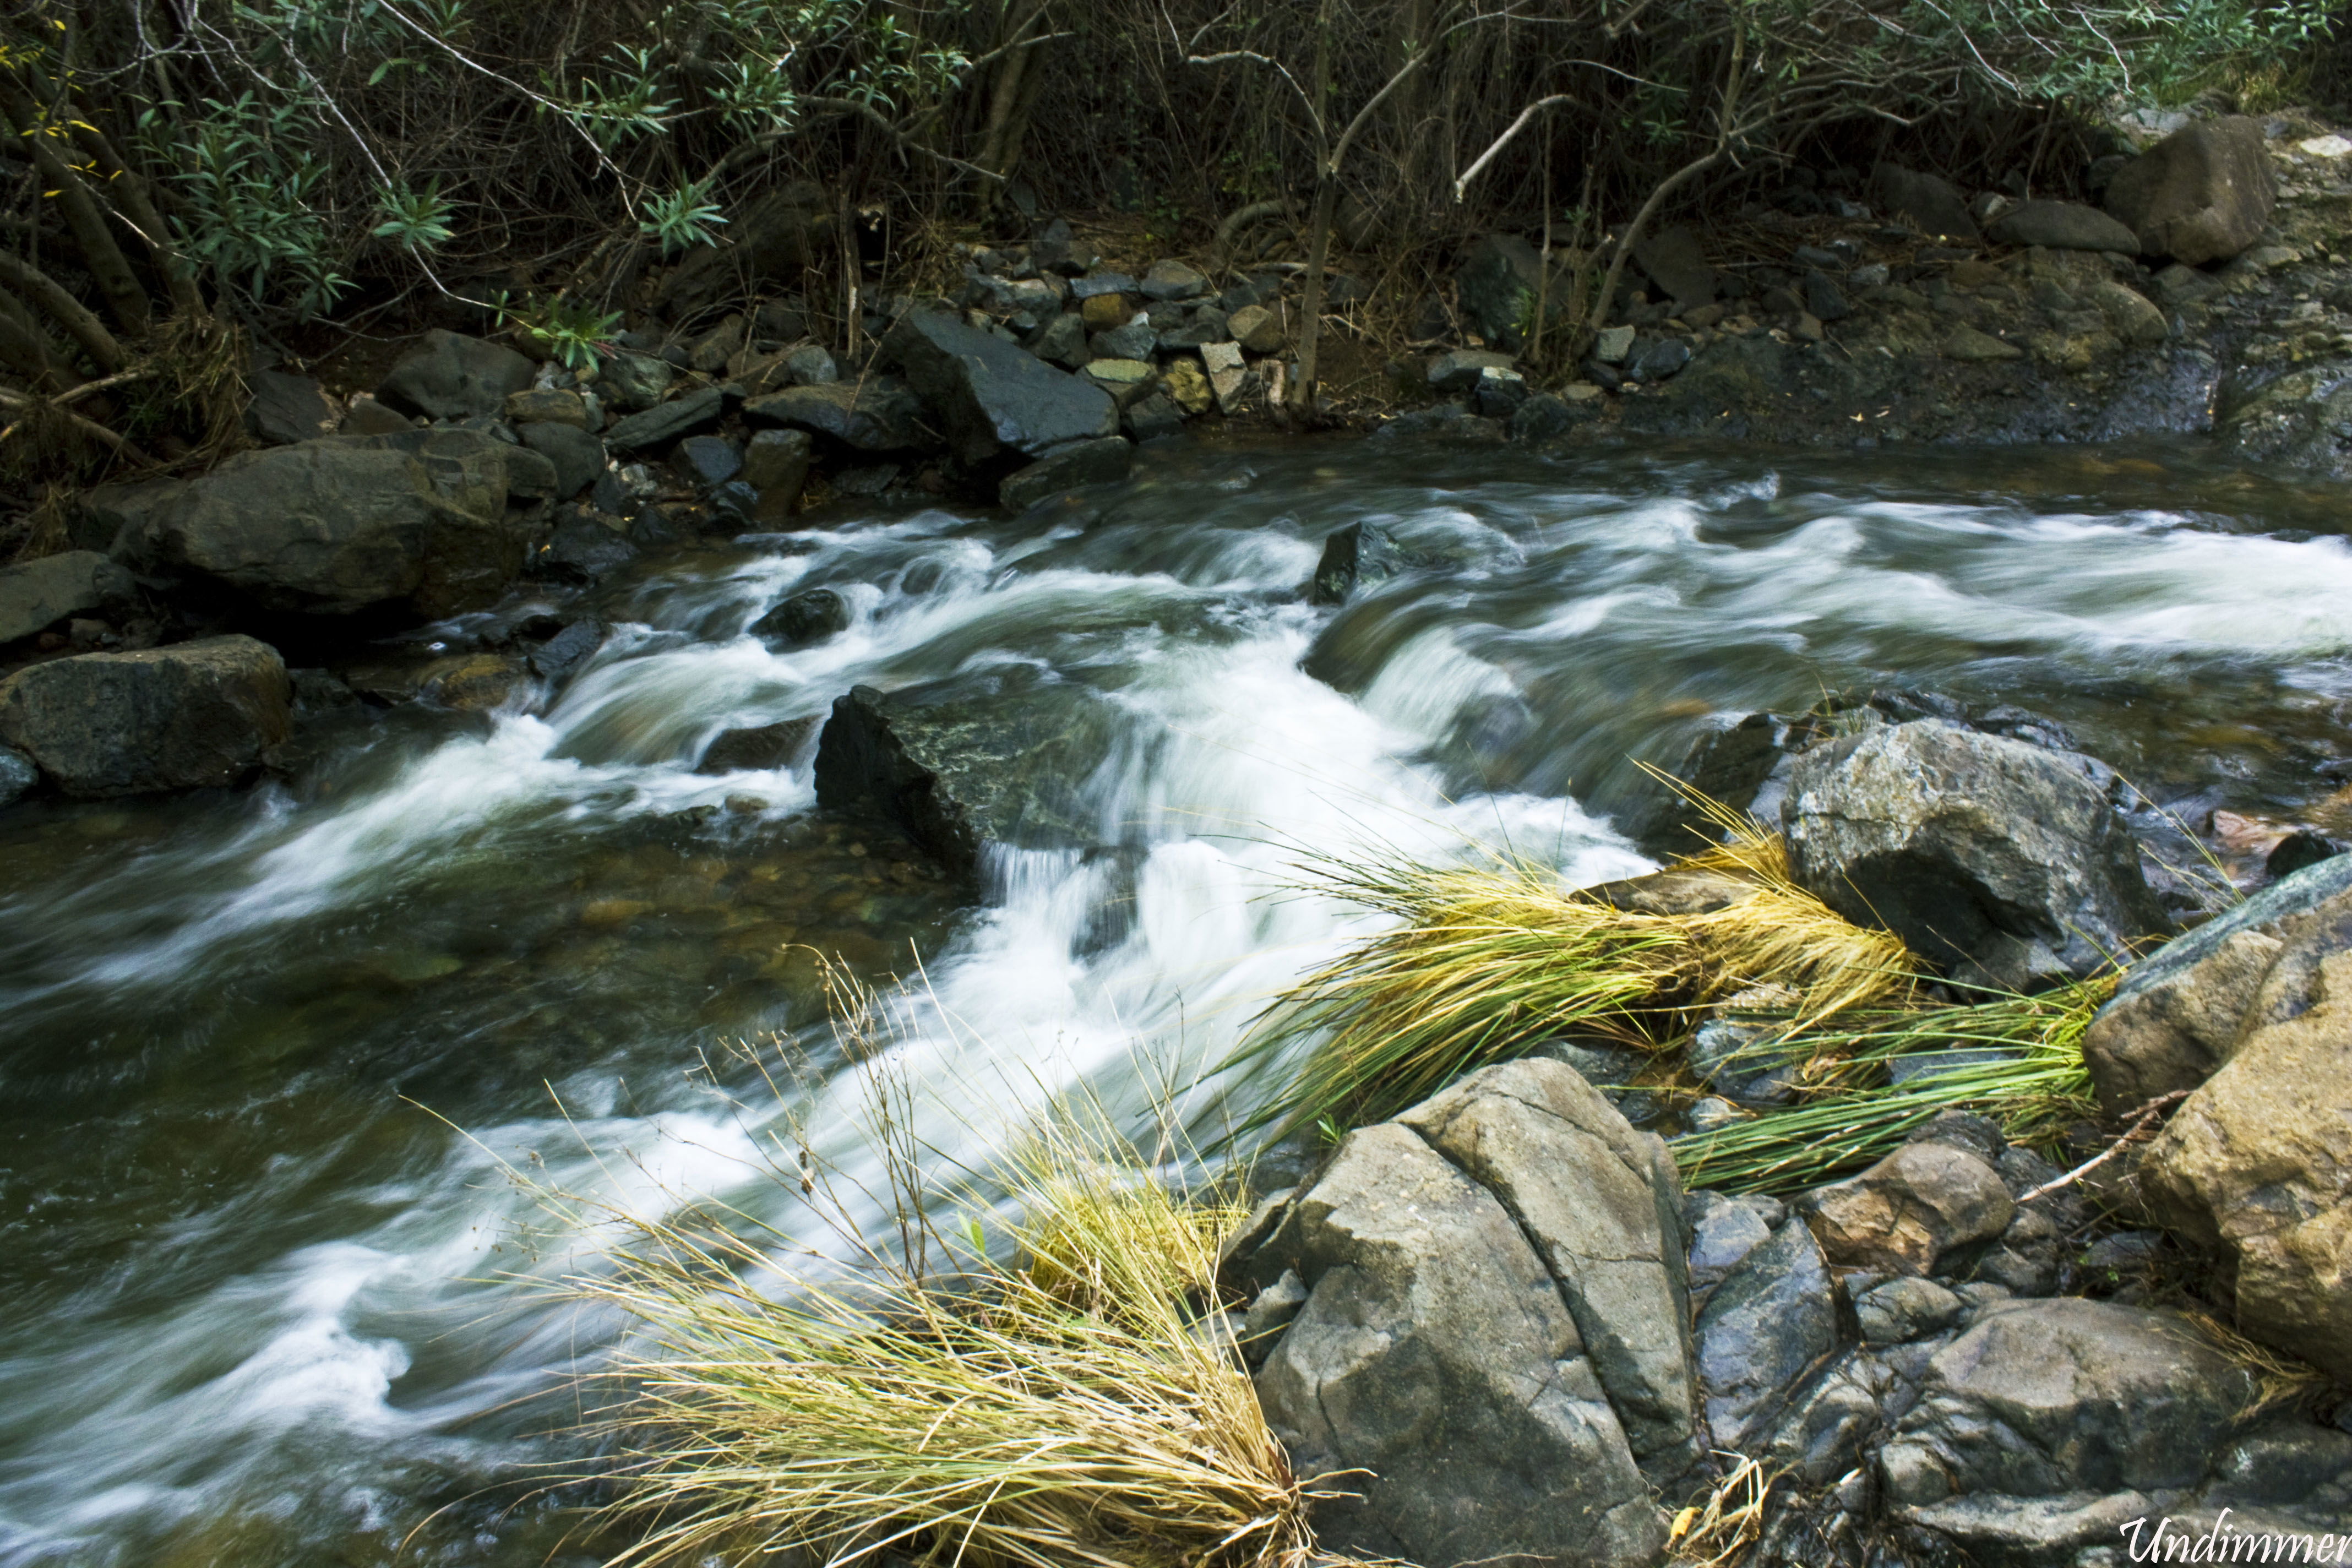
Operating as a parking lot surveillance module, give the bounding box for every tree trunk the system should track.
[1289,171,1339,413]
[0,81,152,335]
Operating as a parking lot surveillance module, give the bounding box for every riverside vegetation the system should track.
[4,2,2352,1568]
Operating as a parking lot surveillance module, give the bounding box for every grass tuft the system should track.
[1225,805,1914,1144]
[552,969,1320,1568]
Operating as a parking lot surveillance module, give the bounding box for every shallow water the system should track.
[5,434,2351,1566]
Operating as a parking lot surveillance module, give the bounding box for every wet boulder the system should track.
[997,435,1133,512]
[0,742,35,809]
[0,550,134,645]
[119,428,529,618]
[696,718,816,774]
[813,668,1121,884]
[1456,233,1573,350]
[1781,720,2169,988]
[1308,521,1413,606]
[1798,1137,2014,1276]
[1633,225,1717,312]
[1694,1212,1839,1450]
[2081,853,2352,1112]
[1233,1059,1680,1568]
[376,330,536,420]
[752,587,852,648]
[1880,1299,2255,1561]
[2104,116,2275,265]
[2138,942,2352,1381]
[881,311,1115,466]
[0,635,291,797]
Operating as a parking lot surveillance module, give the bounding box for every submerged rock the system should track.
[752,588,852,648]
[1781,720,2169,988]
[0,635,291,797]
[1308,520,1412,606]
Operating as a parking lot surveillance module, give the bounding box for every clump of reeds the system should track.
[1668,976,2113,1195]
[1227,805,1915,1142]
[552,969,1320,1568]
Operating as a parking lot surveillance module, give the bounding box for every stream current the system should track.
[6,434,2352,1565]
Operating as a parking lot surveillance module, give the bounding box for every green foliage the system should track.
[639,181,728,254]
[372,182,456,252]
[151,91,351,319]
[496,292,624,369]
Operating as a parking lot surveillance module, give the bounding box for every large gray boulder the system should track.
[0,550,134,644]
[0,635,290,797]
[881,311,1116,466]
[375,329,536,420]
[2081,853,2352,1113]
[2104,116,2275,265]
[1397,1057,1702,1481]
[812,668,1121,885]
[1456,233,1572,350]
[1782,721,2168,988]
[1234,1060,1678,1568]
[1880,1299,2254,1563]
[2138,942,2352,1381]
[119,428,530,618]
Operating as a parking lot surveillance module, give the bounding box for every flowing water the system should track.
[7,434,2352,1566]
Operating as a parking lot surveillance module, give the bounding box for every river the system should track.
[6,433,2352,1566]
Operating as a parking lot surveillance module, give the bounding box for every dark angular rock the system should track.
[1025,311,1091,370]
[1634,224,1717,311]
[1123,392,1184,440]
[1695,1215,1839,1449]
[1139,258,1207,301]
[813,669,1122,883]
[1473,366,1529,419]
[1309,520,1412,606]
[0,635,291,797]
[1627,337,1692,382]
[696,717,818,773]
[246,369,339,445]
[1070,271,1140,300]
[740,427,814,523]
[516,421,606,500]
[0,742,36,809]
[672,434,743,488]
[527,618,606,683]
[743,379,928,452]
[377,330,536,420]
[751,587,852,648]
[1427,347,1517,393]
[602,386,726,454]
[2104,115,2275,265]
[1782,720,2170,988]
[1030,216,1096,276]
[881,311,1115,465]
[0,551,134,645]
[1089,320,1157,361]
[1986,200,2141,253]
[1507,391,1596,443]
[120,428,524,618]
[1855,1277,1966,1345]
[1870,164,1981,243]
[1803,269,1852,322]
[539,514,639,581]
[75,478,182,556]
[998,435,1134,511]
[1457,232,1569,349]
